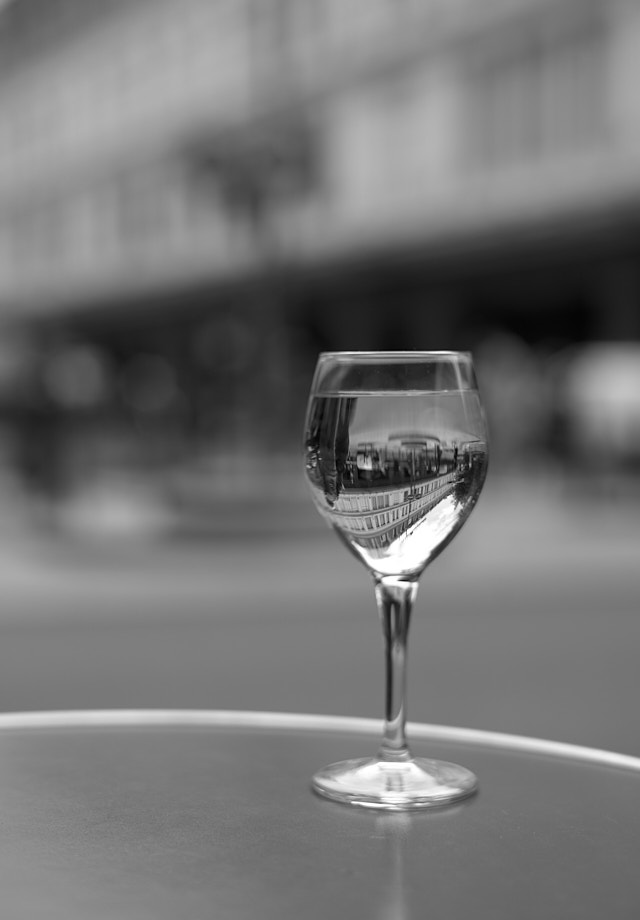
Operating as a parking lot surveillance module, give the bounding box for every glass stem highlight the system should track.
[375,577,418,762]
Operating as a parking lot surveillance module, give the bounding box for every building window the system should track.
[465,9,610,170]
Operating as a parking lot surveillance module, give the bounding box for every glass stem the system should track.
[375,576,418,763]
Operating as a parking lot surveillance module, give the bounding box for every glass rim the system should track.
[317,350,473,360]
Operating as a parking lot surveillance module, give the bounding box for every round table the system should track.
[0,709,639,919]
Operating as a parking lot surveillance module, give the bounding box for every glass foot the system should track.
[312,756,478,810]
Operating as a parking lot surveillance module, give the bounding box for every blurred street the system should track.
[0,469,638,758]
[0,0,640,769]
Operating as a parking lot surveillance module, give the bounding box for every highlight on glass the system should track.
[303,351,488,809]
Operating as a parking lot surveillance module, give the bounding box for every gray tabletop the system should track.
[0,710,639,919]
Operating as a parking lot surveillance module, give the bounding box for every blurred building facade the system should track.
[0,0,639,519]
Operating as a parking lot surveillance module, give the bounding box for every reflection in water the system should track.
[375,814,412,920]
[373,801,474,920]
[305,394,488,575]
[305,391,487,575]
[307,421,487,547]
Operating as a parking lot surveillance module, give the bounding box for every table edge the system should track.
[0,709,638,773]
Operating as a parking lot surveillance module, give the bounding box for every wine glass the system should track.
[303,351,488,809]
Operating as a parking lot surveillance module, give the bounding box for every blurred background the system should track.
[0,0,639,754]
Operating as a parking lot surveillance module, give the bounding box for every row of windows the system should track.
[0,129,327,292]
[0,0,254,185]
[465,9,610,169]
[333,477,458,537]
[0,1,619,295]
[0,163,259,285]
[334,472,457,515]
[0,0,444,177]
[0,1,615,191]
[353,486,457,550]
[328,3,613,226]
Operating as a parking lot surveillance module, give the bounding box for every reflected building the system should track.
[305,388,488,572]
[324,470,460,553]
[307,439,487,573]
